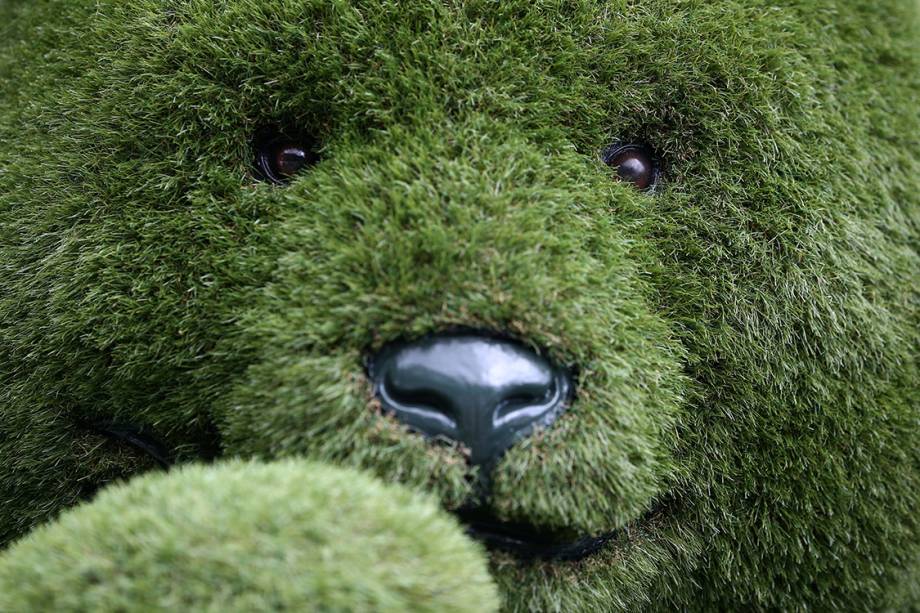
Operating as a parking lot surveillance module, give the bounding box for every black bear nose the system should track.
[368,333,573,467]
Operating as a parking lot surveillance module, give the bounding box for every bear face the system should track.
[0,0,917,610]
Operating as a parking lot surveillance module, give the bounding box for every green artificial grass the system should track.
[0,459,499,612]
[0,0,917,611]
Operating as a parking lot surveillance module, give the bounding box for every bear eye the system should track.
[602,143,659,191]
[254,130,320,184]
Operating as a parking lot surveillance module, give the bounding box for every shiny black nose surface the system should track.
[368,333,573,467]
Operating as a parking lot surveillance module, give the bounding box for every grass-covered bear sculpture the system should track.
[1,0,917,610]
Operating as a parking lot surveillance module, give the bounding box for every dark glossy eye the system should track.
[254,131,319,184]
[602,143,659,191]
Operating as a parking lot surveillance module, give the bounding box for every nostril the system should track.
[381,370,459,423]
[368,332,574,467]
[494,382,557,418]
[387,388,453,415]
[373,363,461,439]
[493,377,568,431]
[500,378,556,405]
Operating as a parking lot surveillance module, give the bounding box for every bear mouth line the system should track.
[454,505,662,562]
[82,419,661,562]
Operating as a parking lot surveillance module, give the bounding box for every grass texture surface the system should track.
[0,0,917,610]
[0,460,499,612]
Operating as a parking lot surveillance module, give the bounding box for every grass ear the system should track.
[0,459,500,612]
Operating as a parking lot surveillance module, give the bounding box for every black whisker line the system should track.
[75,420,173,470]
